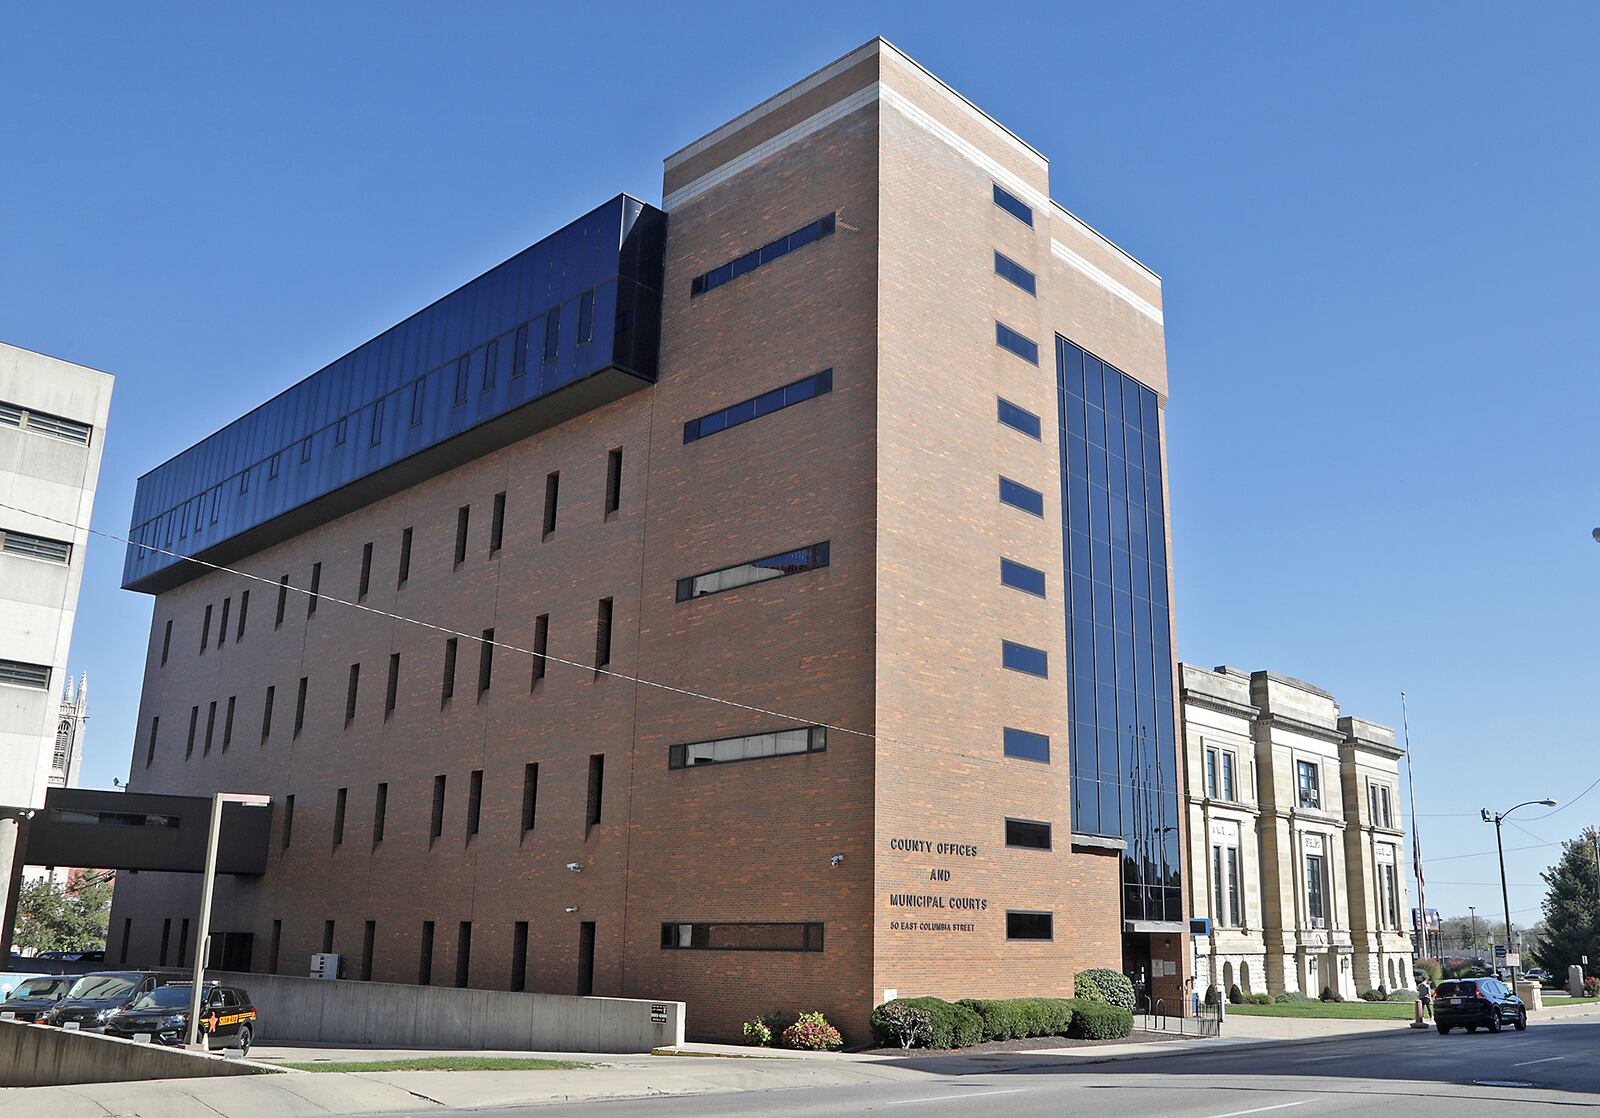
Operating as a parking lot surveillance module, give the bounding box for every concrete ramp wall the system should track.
[0,1020,273,1086]
[216,971,686,1053]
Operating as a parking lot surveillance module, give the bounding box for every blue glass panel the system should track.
[995,322,1040,365]
[1000,558,1047,597]
[994,251,1037,295]
[992,184,1034,226]
[1002,727,1050,762]
[1083,357,1104,409]
[1002,641,1049,678]
[125,195,665,592]
[999,477,1045,517]
[997,397,1042,440]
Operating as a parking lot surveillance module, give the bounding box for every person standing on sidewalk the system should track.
[1417,976,1434,1021]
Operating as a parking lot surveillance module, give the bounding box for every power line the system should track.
[1,500,880,744]
[1526,774,1600,820]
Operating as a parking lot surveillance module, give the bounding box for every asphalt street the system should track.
[470,1017,1600,1116]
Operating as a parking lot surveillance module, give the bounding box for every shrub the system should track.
[1067,998,1133,1040]
[1247,993,1273,1005]
[1203,984,1219,1006]
[1227,984,1243,1005]
[1074,968,1136,1011]
[1387,988,1417,1002]
[1414,959,1443,986]
[1274,991,1310,1004]
[959,998,1075,1042]
[1318,985,1345,1003]
[1585,976,1600,998]
[873,1003,932,1050]
[1359,989,1385,1002]
[781,1011,843,1051]
[870,998,983,1050]
[741,1019,773,1047]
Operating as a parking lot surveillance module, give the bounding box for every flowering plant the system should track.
[741,1018,773,1047]
[781,1010,843,1051]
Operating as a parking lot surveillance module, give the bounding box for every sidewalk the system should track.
[9,1005,1598,1118]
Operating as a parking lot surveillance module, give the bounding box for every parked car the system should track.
[1435,977,1527,1034]
[40,971,186,1031]
[0,975,78,1022]
[1523,968,1551,983]
[103,982,257,1053]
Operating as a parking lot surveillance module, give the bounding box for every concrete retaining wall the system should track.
[0,1020,272,1086]
[215,971,686,1053]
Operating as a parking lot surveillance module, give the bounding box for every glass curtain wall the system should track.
[1055,337,1180,924]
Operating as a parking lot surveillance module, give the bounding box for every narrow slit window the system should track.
[441,639,457,706]
[466,769,483,837]
[604,449,622,515]
[490,492,506,554]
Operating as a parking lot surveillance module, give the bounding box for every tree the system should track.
[1534,828,1600,978]
[13,870,113,954]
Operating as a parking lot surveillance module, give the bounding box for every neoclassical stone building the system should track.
[1181,665,1414,999]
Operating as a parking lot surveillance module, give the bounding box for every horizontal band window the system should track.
[670,726,825,769]
[1006,910,1053,940]
[994,251,1037,295]
[1002,640,1049,678]
[0,400,92,445]
[1003,727,1051,763]
[676,542,829,601]
[1005,818,1052,850]
[1000,559,1046,597]
[0,659,52,689]
[684,370,832,443]
[48,808,180,829]
[996,397,1041,440]
[661,921,823,952]
[993,184,1033,227]
[690,213,836,298]
[996,322,1040,365]
[998,477,1044,517]
[1,529,71,563]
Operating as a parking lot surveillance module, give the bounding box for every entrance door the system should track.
[1123,932,1153,1007]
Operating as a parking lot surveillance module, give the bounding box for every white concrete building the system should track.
[1182,664,1414,999]
[0,342,112,941]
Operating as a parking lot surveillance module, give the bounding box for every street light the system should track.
[1480,798,1557,987]
[185,792,271,1049]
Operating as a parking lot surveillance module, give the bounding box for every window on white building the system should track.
[1296,760,1321,809]
[1212,842,1243,927]
[1305,852,1328,927]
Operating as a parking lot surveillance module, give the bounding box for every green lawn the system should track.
[280,1056,589,1073]
[1225,1001,1414,1020]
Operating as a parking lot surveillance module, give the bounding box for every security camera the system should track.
[566,862,582,872]
[830,854,845,868]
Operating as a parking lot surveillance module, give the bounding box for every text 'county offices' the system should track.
[107,38,1180,1039]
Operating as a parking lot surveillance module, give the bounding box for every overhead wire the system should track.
[0,500,880,743]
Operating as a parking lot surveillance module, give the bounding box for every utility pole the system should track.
[1482,797,1557,987]
[1469,906,1479,954]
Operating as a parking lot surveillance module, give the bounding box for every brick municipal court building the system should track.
[106,40,1184,1039]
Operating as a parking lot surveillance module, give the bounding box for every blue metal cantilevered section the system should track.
[123,195,665,593]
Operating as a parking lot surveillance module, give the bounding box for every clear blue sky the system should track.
[4,2,1596,932]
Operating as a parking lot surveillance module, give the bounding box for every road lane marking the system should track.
[1291,1054,1347,1063]
[1208,1102,1312,1118]
[885,1088,1025,1105]
[1512,1056,1568,1067]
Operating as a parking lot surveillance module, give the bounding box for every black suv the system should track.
[104,982,258,1053]
[0,975,78,1023]
[40,971,186,1031]
[1435,977,1527,1034]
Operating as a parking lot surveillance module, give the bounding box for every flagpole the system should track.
[1401,691,1430,962]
